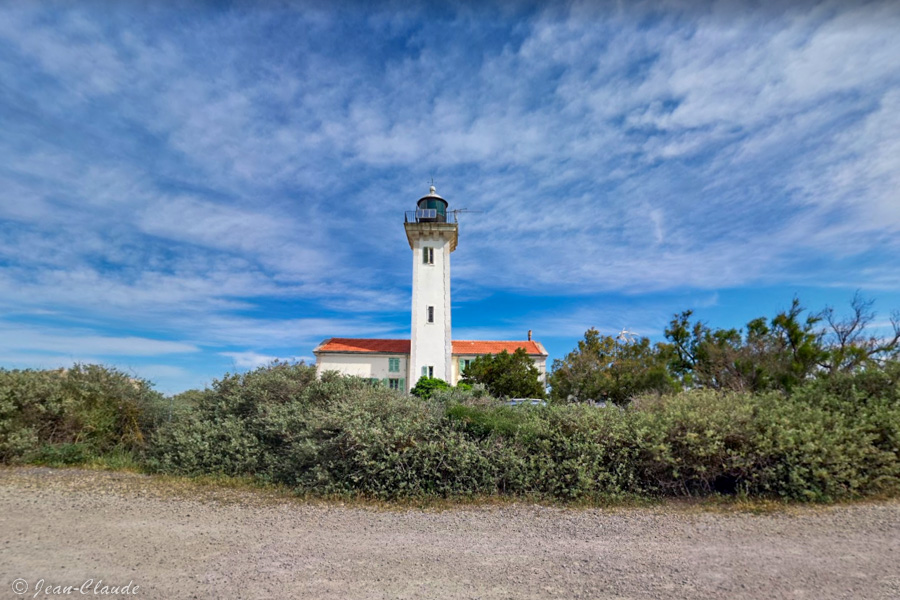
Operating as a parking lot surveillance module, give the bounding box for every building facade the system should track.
[314,338,548,392]
[313,186,548,393]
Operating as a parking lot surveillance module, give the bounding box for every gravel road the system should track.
[1,467,898,599]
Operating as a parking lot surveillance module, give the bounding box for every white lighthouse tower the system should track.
[404,186,458,388]
[313,185,548,392]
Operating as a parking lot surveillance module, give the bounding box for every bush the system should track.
[149,366,510,497]
[147,361,317,476]
[0,364,164,463]
[629,385,900,500]
[3,360,896,503]
[429,382,495,406]
[149,363,900,501]
[410,376,450,399]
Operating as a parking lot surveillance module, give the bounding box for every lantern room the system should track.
[414,186,448,222]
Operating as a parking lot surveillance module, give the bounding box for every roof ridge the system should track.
[454,339,536,342]
[327,337,410,341]
[315,339,547,356]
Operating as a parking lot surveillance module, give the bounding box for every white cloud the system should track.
[0,324,198,357]
[1,0,898,391]
[185,315,398,347]
[805,89,900,230]
[219,351,308,369]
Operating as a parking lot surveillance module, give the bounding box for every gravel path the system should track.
[1,467,898,599]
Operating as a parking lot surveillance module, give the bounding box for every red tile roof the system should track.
[314,338,410,354]
[314,338,547,356]
[453,340,547,356]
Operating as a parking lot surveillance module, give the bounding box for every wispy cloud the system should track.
[0,0,898,391]
[0,323,197,358]
[219,351,311,370]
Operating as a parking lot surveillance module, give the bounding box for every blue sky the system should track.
[1,1,899,394]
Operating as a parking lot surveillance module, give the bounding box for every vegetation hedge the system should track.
[147,361,900,502]
[0,365,165,465]
[2,361,898,502]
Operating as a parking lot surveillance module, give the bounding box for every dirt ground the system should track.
[1,467,898,600]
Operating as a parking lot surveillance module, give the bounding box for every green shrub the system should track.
[5,360,892,503]
[630,391,760,496]
[0,364,163,463]
[280,391,500,497]
[446,403,543,441]
[629,386,900,501]
[410,376,450,399]
[429,382,493,406]
[146,363,900,502]
[147,361,317,476]
[28,442,90,466]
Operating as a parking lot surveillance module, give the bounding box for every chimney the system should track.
[527,329,532,341]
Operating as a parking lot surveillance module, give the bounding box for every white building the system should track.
[314,186,548,392]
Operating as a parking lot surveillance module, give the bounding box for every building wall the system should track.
[534,355,548,383]
[315,351,548,395]
[315,353,409,388]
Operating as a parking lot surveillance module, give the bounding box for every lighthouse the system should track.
[313,185,548,393]
[404,186,458,386]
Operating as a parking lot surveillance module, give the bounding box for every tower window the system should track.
[421,366,434,378]
[422,247,434,265]
[427,306,434,323]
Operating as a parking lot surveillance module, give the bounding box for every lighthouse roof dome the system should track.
[417,185,447,208]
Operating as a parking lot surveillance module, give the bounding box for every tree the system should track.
[461,348,546,399]
[410,376,450,399]
[818,292,900,374]
[549,328,678,405]
[664,300,825,393]
[769,299,825,389]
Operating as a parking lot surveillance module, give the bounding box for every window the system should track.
[459,358,471,374]
[388,357,400,372]
[427,306,434,323]
[389,378,400,390]
[422,247,434,265]
[421,366,434,378]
